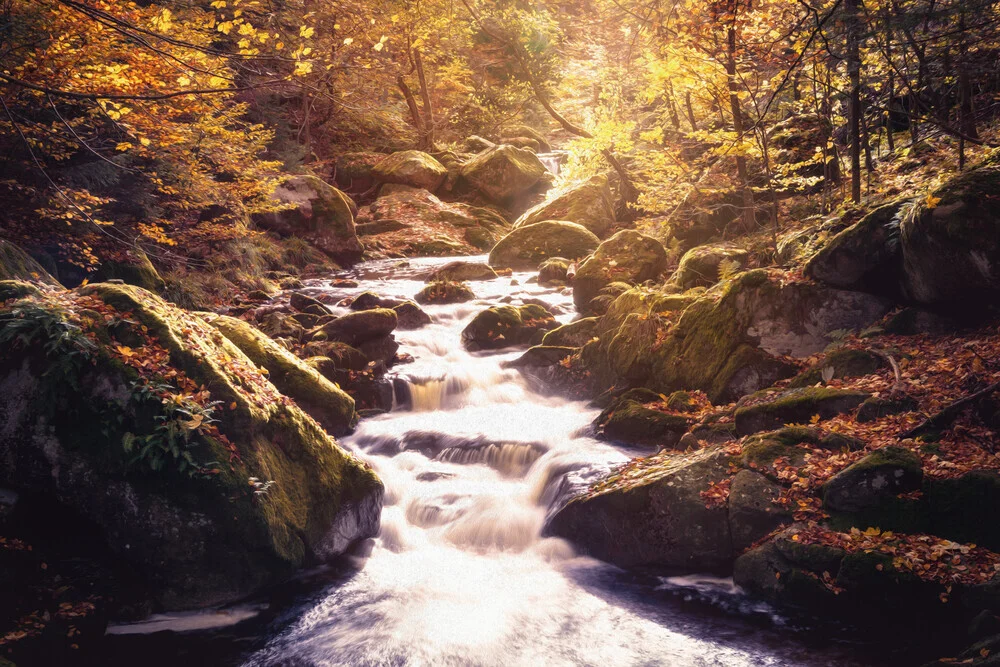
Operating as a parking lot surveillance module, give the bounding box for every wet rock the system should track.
[489,220,600,270]
[257,311,307,341]
[460,144,548,203]
[426,261,497,282]
[393,301,432,329]
[464,135,496,152]
[823,446,923,513]
[541,317,598,347]
[415,281,476,305]
[372,150,448,192]
[93,248,165,292]
[358,334,400,366]
[301,341,370,370]
[461,304,558,350]
[503,345,576,368]
[253,175,363,264]
[572,231,668,312]
[290,291,331,315]
[538,257,570,285]
[515,175,616,238]
[310,308,398,346]
[546,446,734,571]
[671,243,749,290]
[595,399,690,449]
[0,240,60,285]
[728,470,793,551]
[734,387,870,436]
[349,291,385,311]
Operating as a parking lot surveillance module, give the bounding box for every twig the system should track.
[901,380,1000,439]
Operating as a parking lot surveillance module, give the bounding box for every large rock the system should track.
[898,153,1000,304]
[461,304,557,350]
[460,144,548,203]
[594,398,690,449]
[488,221,600,270]
[310,308,398,347]
[254,175,363,263]
[203,314,357,435]
[728,470,793,551]
[333,152,385,193]
[0,282,382,611]
[0,240,60,286]
[671,243,749,290]
[541,317,598,347]
[93,248,165,292]
[427,261,497,282]
[823,446,923,513]
[734,386,870,436]
[546,447,734,571]
[805,202,902,293]
[372,150,448,192]
[515,175,616,238]
[573,231,668,312]
[358,186,509,255]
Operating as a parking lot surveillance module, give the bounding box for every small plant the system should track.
[248,477,276,497]
[0,305,96,387]
[717,257,742,281]
[122,381,221,477]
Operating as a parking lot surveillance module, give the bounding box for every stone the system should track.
[0,240,60,285]
[426,261,497,282]
[728,470,793,551]
[734,387,870,436]
[461,304,558,350]
[372,150,448,192]
[595,399,691,449]
[414,281,476,305]
[460,145,548,203]
[538,257,570,285]
[541,317,598,347]
[488,221,600,270]
[573,231,668,312]
[671,243,750,290]
[823,446,923,513]
[515,175,616,238]
[310,308,398,346]
[93,248,165,292]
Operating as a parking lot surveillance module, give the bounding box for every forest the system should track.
[2,0,1000,665]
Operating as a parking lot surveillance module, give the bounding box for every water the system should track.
[104,257,885,666]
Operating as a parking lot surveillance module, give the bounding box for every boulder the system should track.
[358,186,509,254]
[464,135,496,152]
[289,291,331,315]
[541,317,598,347]
[0,241,59,286]
[734,387,870,436]
[787,347,886,388]
[253,175,363,263]
[414,281,476,305]
[333,152,385,193]
[372,150,448,192]
[461,304,557,350]
[595,399,690,449]
[460,145,548,203]
[502,124,552,152]
[823,446,923,513]
[804,201,902,293]
[728,470,793,551]
[358,335,400,366]
[310,308,398,346]
[256,311,306,342]
[93,248,165,292]
[897,155,1000,304]
[301,341,370,370]
[488,221,600,270]
[538,257,570,285]
[671,243,749,290]
[573,231,668,312]
[426,261,497,282]
[204,314,357,435]
[503,345,576,368]
[515,175,616,238]
[856,394,919,423]
[545,447,734,571]
[393,301,432,329]
[0,282,382,611]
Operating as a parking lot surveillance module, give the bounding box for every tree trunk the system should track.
[846,0,862,203]
[397,75,424,138]
[413,49,435,150]
[685,90,698,131]
[727,24,755,231]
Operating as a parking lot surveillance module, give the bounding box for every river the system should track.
[102,256,888,667]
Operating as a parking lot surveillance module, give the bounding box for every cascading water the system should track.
[228,256,879,667]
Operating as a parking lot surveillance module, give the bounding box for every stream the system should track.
[102,256,891,667]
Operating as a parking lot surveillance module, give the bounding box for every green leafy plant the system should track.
[0,305,96,386]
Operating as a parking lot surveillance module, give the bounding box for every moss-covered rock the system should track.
[310,308,398,346]
[460,144,548,203]
[541,317,598,347]
[595,399,691,448]
[823,446,923,513]
[414,280,476,305]
[734,387,870,436]
[502,124,552,152]
[93,248,165,292]
[805,201,902,293]
[0,283,382,612]
[253,175,363,264]
[788,347,886,388]
[728,470,793,551]
[538,257,570,285]
[426,261,497,282]
[488,220,600,270]
[393,301,432,329]
[856,394,919,422]
[545,446,734,571]
[504,345,576,368]
[734,532,844,609]
[257,311,307,342]
[0,240,59,286]
[461,304,557,350]
[289,291,331,316]
[671,243,749,290]
[372,150,448,192]
[572,231,668,312]
[514,175,616,238]
[203,314,357,435]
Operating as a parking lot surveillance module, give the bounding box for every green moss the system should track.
[789,348,884,388]
[734,386,869,435]
[0,240,60,285]
[94,249,165,292]
[541,317,598,347]
[0,279,43,301]
[488,220,600,269]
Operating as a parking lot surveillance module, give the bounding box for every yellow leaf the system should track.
[926,194,942,209]
[139,137,151,147]
[115,142,133,152]
[343,37,354,46]
[300,26,315,38]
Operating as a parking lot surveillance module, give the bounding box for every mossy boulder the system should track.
[728,470,793,551]
[502,124,552,152]
[253,175,363,264]
[488,221,600,270]
[426,261,497,282]
[805,201,902,293]
[671,243,749,290]
[898,154,1000,304]
[545,447,734,571]
[504,345,576,368]
[93,248,165,292]
[203,314,357,436]
[460,144,548,203]
[333,151,385,193]
[289,291,331,316]
[372,150,448,192]
[538,257,570,285]
[310,308,398,346]
[414,280,476,305]
[734,387,870,436]
[739,426,864,481]
[734,528,846,609]
[595,399,691,449]
[541,317,598,347]
[823,446,923,513]
[573,231,668,312]
[393,301,432,329]
[257,311,307,342]
[461,304,557,350]
[514,175,616,238]
[0,283,382,612]
[0,240,59,286]
[856,394,919,423]
[464,135,496,152]
[788,347,886,388]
